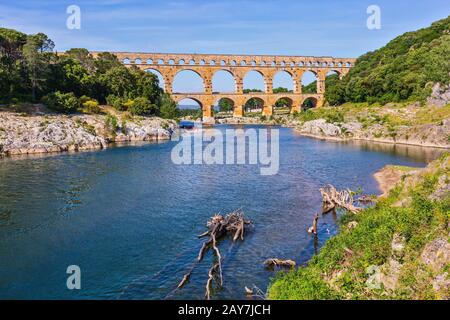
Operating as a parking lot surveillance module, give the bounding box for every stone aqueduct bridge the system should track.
[91,52,356,121]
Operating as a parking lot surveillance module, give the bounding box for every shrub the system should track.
[82,99,101,114]
[122,99,135,111]
[106,94,126,111]
[43,91,80,113]
[159,94,178,119]
[128,97,156,116]
[120,119,127,134]
[105,114,118,134]
[297,109,319,122]
[79,95,91,104]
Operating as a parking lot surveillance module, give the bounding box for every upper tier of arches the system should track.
[91,52,356,69]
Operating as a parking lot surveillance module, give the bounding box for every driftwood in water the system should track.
[264,258,296,268]
[177,209,252,300]
[308,213,319,234]
[320,185,362,214]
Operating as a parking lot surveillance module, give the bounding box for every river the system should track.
[0,125,443,299]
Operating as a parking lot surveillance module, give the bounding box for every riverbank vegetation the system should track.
[269,153,450,299]
[0,28,178,118]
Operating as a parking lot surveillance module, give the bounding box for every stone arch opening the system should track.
[302,70,318,94]
[243,70,265,92]
[273,71,294,92]
[274,97,293,115]
[179,59,185,65]
[173,70,204,93]
[177,98,203,120]
[189,59,195,65]
[212,70,236,93]
[144,69,164,89]
[123,58,131,64]
[302,97,318,110]
[146,58,153,64]
[244,97,264,114]
[215,97,235,114]
[135,58,142,64]
[326,70,340,78]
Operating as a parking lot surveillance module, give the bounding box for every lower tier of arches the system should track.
[172,93,324,121]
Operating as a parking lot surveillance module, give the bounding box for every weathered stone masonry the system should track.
[90,52,356,122]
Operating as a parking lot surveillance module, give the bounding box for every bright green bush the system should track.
[82,99,101,114]
[128,97,157,116]
[159,94,178,119]
[43,91,80,113]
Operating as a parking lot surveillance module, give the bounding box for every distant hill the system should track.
[325,15,450,105]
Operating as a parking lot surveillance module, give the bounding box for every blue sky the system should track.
[1,0,449,98]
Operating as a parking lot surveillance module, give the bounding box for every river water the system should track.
[0,125,443,299]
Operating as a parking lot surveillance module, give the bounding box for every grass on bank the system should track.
[268,153,450,300]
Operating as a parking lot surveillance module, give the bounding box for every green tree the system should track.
[0,28,27,99]
[43,91,80,113]
[218,98,233,112]
[22,33,54,100]
[101,66,135,98]
[66,48,95,72]
[94,52,122,74]
[128,97,157,116]
[159,94,178,119]
[135,70,162,102]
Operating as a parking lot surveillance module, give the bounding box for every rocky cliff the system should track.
[295,103,450,149]
[0,112,176,156]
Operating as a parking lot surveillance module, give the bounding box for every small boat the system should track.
[179,120,195,129]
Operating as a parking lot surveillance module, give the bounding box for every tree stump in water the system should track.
[176,209,252,300]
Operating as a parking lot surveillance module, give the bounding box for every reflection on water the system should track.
[347,140,444,162]
[0,125,444,299]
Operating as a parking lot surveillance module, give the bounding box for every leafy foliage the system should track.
[159,93,179,119]
[43,91,80,113]
[0,27,179,118]
[326,16,450,105]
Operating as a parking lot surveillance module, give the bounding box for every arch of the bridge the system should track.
[172,93,323,118]
[138,64,350,96]
[91,52,355,120]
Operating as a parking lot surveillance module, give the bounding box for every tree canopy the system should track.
[325,15,450,105]
[0,27,177,117]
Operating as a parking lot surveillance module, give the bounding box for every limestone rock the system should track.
[420,238,450,273]
[299,119,342,137]
[0,112,176,156]
[427,83,450,107]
